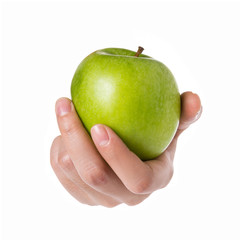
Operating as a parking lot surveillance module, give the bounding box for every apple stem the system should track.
[134,46,144,57]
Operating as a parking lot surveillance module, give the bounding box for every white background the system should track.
[2,1,240,239]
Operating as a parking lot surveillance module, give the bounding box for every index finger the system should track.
[55,97,146,201]
[55,98,106,173]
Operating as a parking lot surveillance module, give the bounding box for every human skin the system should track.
[50,91,202,207]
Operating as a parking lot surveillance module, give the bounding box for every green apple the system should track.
[71,47,181,160]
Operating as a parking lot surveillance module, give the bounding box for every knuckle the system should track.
[125,200,141,207]
[103,201,120,208]
[61,118,79,136]
[125,201,138,206]
[168,165,174,182]
[58,153,74,172]
[82,166,108,187]
[52,135,62,146]
[50,136,62,169]
[162,166,174,189]
[130,175,153,194]
[50,136,74,173]
[125,196,146,206]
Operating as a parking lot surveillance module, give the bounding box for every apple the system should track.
[71,47,181,160]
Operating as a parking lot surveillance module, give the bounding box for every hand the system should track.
[50,91,202,207]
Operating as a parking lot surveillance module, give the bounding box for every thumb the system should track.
[176,92,202,137]
[90,124,153,194]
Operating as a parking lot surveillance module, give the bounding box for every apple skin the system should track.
[71,48,181,160]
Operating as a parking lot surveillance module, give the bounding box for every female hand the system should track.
[50,91,202,207]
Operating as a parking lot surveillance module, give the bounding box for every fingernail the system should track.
[56,98,73,116]
[91,125,110,146]
[195,105,203,120]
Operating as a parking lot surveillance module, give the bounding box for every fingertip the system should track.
[181,91,202,120]
[55,97,71,106]
[55,97,73,117]
[91,124,110,147]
